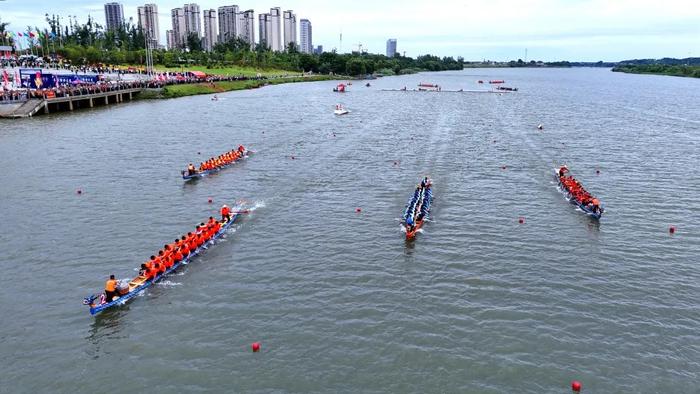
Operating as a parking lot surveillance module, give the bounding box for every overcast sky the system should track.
[2,0,699,61]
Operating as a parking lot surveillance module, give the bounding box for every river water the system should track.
[1,68,699,393]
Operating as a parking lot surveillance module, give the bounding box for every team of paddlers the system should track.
[558,166,602,214]
[404,177,432,234]
[100,205,233,304]
[185,145,246,176]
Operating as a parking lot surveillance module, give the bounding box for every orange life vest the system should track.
[105,279,117,292]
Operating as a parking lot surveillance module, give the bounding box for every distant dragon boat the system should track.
[182,147,251,180]
[83,206,243,315]
[418,83,440,91]
[402,177,433,239]
[555,166,604,219]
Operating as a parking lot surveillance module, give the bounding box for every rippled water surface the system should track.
[1,68,699,393]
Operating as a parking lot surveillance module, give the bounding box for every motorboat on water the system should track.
[333,83,346,92]
[334,104,349,115]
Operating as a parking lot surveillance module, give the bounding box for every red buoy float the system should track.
[356,207,362,213]
[518,217,524,224]
[669,226,676,234]
[208,198,213,204]
[291,155,295,160]
[76,189,82,195]
[251,342,261,352]
[571,380,582,392]
[501,165,507,170]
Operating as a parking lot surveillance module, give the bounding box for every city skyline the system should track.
[1,0,699,61]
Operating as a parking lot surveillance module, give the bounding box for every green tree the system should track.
[186,32,202,51]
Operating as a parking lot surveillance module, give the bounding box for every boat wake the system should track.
[156,281,182,287]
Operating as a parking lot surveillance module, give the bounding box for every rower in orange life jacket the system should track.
[221,204,231,222]
[104,275,118,302]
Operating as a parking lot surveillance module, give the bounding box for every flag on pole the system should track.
[17,32,23,37]
[29,31,36,38]
[2,70,9,89]
[15,70,21,88]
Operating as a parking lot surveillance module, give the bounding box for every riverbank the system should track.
[143,75,340,99]
[612,64,700,78]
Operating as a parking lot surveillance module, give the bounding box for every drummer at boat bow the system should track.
[187,163,197,176]
[104,275,118,302]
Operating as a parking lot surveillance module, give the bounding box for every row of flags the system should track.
[4,31,58,39]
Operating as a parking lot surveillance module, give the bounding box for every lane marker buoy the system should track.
[208,198,213,204]
[76,189,82,195]
[571,380,582,392]
[252,342,261,352]
[518,217,525,224]
[356,208,362,213]
[669,226,676,234]
[537,124,544,130]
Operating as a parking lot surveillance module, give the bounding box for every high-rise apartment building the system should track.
[268,7,282,52]
[184,3,202,38]
[258,13,269,47]
[238,9,255,48]
[104,2,124,32]
[171,7,186,48]
[386,38,397,57]
[299,19,312,54]
[166,30,175,49]
[283,10,296,50]
[203,9,217,51]
[137,4,160,48]
[217,5,239,44]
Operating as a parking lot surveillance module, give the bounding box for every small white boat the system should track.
[334,104,349,115]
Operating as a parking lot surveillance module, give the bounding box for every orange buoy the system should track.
[251,342,261,352]
[571,380,582,392]
[669,226,676,234]
[518,217,524,224]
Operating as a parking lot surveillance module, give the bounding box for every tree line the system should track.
[2,15,464,76]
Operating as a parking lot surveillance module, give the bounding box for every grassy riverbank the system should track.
[152,75,338,99]
[612,64,700,78]
[152,64,293,78]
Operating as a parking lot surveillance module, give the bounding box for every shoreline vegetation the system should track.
[612,64,700,79]
[144,74,339,99]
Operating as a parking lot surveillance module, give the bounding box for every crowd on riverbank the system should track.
[0,71,273,103]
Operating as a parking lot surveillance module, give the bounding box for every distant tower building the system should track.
[104,2,124,32]
[258,13,269,48]
[184,3,202,38]
[238,9,255,49]
[386,38,397,57]
[283,10,296,51]
[268,7,282,52]
[299,19,312,54]
[203,9,217,51]
[166,30,175,49]
[171,7,186,48]
[218,5,239,44]
[137,4,160,48]
[314,45,323,54]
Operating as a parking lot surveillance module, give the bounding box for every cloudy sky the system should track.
[1,0,699,61]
